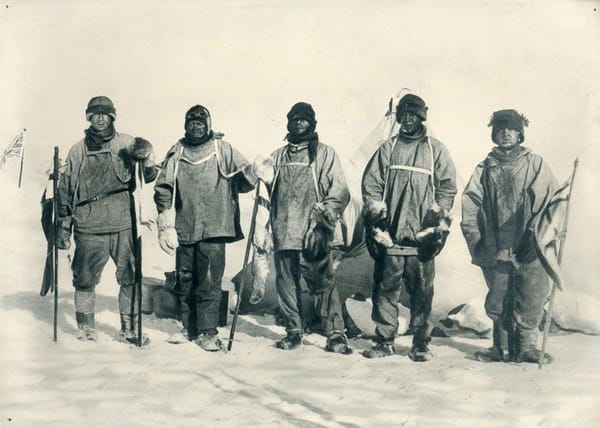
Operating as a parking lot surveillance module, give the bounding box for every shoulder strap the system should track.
[382,136,435,201]
[271,145,320,201]
[70,141,87,212]
[170,143,184,209]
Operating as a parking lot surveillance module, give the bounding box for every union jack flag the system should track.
[0,129,25,169]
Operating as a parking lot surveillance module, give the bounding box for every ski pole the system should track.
[53,146,59,342]
[132,161,144,347]
[227,184,261,352]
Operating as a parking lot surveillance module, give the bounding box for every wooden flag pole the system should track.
[227,184,261,352]
[53,146,59,342]
[538,157,579,369]
[18,129,26,188]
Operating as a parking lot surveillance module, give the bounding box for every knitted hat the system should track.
[287,102,317,126]
[396,94,427,122]
[185,104,211,131]
[488,109,528,142]
[85,96,116,121]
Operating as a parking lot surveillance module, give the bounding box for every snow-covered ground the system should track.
[2,182,600,428]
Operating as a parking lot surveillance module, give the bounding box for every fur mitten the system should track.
[56,216,72,250]
[302,203,336,262]
[131,137,153,161]
[415,202,452,262]
[157,208,178,256]
[252,155,274,184]
[363,199,394,259]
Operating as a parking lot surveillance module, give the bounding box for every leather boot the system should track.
[475,321,510,362]
[409,326,433,362]
[119,313,150,346]
[516,328,552,364]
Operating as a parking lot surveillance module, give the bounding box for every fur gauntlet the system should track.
[302,203,336,262]
[251,155,274,185]
[56,216,72,250]
[156,208,178,256]
[415,203,452,262]
[363,199,394,260]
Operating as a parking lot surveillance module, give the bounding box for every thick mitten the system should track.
[131,137,154,161]
[302,203,336,262]
[415,203,452,262]
[252,155,274,184]
[56,216,72,250]
[514,229,538,264]
[363,199,393,260]
[157,209,178,256]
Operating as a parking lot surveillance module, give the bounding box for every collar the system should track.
[287,142,309,153]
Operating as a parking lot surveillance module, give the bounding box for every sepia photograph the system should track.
[1,1,599,427]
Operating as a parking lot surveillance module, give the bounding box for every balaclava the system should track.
[184,104,213,145]
[286,102,319,163]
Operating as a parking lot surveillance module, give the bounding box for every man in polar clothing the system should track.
[57,96,158,345]
[461,109,557,364]
[361,94,457,361]
[154,105,257,352]
[254,102,352,354]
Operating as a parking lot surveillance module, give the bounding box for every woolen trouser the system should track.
[372,255,435,344]
[274,249,345,336]
[175,241,225,336]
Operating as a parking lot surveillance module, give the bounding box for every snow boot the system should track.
[325,332,353,355]
[515,328,553,364]
[475,321,511,362]
[409,330,432,362]
[362,342,394,359]
[76,312,97,342]
[275,332,302,350]
[119,314,150,346]
[195,333,222,352]
[167,328,190,344]
[409,343,433,362]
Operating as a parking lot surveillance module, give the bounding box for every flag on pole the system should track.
[0,129,25,170]
[534,160,578,291]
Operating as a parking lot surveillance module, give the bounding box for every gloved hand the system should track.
[156,208,178,256]
[515,229,538,264]
[302,203,337,261]
[363,199,393,259]
[251,155,274,184]
[56,217,72,250]
[131,137,154,161]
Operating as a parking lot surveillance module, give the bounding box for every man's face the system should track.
[494,128,520,149]
[89,113,113,132]
[399,111,422,135]
[185,119,208,139]
[289,118,311,136]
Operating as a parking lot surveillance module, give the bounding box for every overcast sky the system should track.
[1,0,599,284]
[2,0,598,176]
